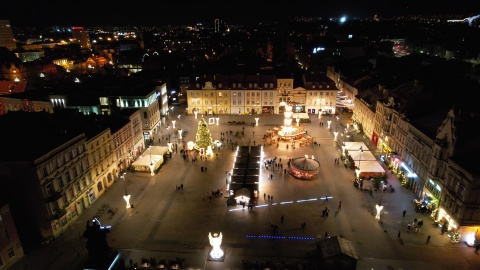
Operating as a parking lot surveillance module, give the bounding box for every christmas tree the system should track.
[195,118,214,151]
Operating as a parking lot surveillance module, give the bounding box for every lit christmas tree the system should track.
[195,118,214,151]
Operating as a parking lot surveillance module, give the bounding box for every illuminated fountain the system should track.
[277,103,305,140]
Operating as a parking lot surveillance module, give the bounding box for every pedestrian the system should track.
[397,231,401,239]
[205,167,207,172]
[426,235,431,244]
[271,196,273,201]
[281,215,284,224]
[338,201,342,210]
[267,195,270,200]
[325,232,328,238]
[264,193,266,199]
[270,174,273,180]
[303,222,306,229]
[129,258,133,268]
[475,244,480,254]
[402,210,406,217]
[201,166,204,172]
[325,196,329,203]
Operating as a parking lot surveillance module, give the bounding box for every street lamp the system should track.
[255,117,259,126]
[149,146,154,176]
[121,172,128,195]
[172,120,176,129]
[333,129,338,141]
[327,120,332,129]
[355,146,364,179]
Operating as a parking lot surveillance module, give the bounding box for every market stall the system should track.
[130,146,169,173]
[353,160,385,178]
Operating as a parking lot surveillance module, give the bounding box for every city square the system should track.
[11,107,479,270]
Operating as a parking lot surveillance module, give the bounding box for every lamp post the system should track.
[333,129,338,141]
[327,120,332,129]
[355,146,364,179]
[255,117,259,126]
[149,146,154,176]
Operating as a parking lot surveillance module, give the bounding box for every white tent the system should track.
[131,146,169,173]
[348,150,376,161]
[354,160,385,174]
[343,141,369,152]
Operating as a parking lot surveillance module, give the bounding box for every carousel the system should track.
[289,155,320,180]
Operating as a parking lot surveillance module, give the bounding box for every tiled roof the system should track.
[0,81,27,95]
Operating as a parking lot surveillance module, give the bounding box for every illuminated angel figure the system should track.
[208,232,224,259]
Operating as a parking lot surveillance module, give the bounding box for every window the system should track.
[57,177,64,189]
[218,92,223,97]
[46,183,54,196]
[97,182,103,192]
[1,228,10,241]
[7,247,15,258]
[246,93,250,97]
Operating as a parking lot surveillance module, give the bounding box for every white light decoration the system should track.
[167,142,173,152]
[296,117,300,126]
[375,204,384,220]
[208,232,224,259]
[149,162,154,176]
[327,120,332,129]
[123,194,131,208]
[206,145,213,156]
[215,117,220,125]
[333,131,338,141]
[255,117,259,126]
[187,141,195,150]
[178,129,183,139]
[172,120,176,129]
[194,110,198,119]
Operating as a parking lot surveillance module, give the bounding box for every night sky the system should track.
[2,0,479,27]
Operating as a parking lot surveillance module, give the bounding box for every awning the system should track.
[348,150,376,161]
[343,142,369,152]
[354,160,385,174]
[235,188,251,198]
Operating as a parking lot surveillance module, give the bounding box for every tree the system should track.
[195,118,214,151]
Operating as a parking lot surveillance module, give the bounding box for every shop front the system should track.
[262,106,274,114]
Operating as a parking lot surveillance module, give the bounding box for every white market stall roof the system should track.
[132,146,169,167]
[354,160,385,174]
[343,142,369,152]
[348,150,376,161]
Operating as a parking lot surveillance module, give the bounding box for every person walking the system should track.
[426,235,431,244]
[281,215,284,224]
[402,210,406,217]
[338,201,342,210]
[397,231,401,239]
